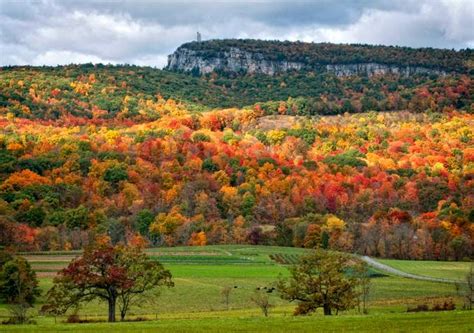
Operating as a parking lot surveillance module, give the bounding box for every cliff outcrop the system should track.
[166,40,459,76]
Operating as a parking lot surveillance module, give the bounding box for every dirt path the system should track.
[361,256,464,284]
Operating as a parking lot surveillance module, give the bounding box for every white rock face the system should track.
[325,63,445,77]
[167,47,446,77]
[167,47,304,75]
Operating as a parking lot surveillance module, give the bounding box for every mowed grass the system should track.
[1,311,473,333]
[378,259,473,281]
[2,245,473,332]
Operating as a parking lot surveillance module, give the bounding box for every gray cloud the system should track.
[1,0,473,67]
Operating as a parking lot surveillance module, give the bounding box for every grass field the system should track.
[378,259,473,281]
[1,246,473,332]
[2,311,474,333]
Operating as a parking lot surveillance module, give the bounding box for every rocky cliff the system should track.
[325,63,445,77]
[166,40,456,77]
[167,47,304,75]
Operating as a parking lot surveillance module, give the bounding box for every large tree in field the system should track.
[277,250,365,316]
[41,241,173,322]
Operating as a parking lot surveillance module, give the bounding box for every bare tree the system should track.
[221,286,232,310]
[464,265,474,310]
[456,264,474,310]
[357,262,371,314]
[251,290,273,317]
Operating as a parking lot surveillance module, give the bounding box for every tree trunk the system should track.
[108,296,116,322]
[120,304,127,322]
[323,303,332,315]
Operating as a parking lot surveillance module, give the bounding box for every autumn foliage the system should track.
[41,241,173,322]
[0,65,472,260]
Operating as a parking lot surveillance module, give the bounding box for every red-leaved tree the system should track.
[41,240,173,322]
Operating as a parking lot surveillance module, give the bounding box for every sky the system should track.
[1,0,473,68]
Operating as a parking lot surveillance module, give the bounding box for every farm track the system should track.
[361,256,464,284]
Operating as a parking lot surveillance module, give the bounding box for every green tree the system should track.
[104,165,128,184]
[241,192,256,217]
[323,149,367,168]
[135,209,155,236]
[277,250,363,315]
[192,132,211,142]
[202,158,219,172]
[15,206,46,227]
[65,205,89,229]
[0,255,41,323]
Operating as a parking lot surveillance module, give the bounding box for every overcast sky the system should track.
[1,0,473,68]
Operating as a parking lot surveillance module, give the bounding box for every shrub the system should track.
[103,165,128,184]
[66,313,81,323]
[202,158,219,172]
[323,149,367,168]
[407,304,429,312]
[407,299,455,312]
[192,132,211,142]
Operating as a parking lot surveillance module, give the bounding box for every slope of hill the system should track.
[0,108,472,260]
[1,64,471,120]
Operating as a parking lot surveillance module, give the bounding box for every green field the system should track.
[1,246,473,332]
[378,259,473,281]
[2,312,474,333]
